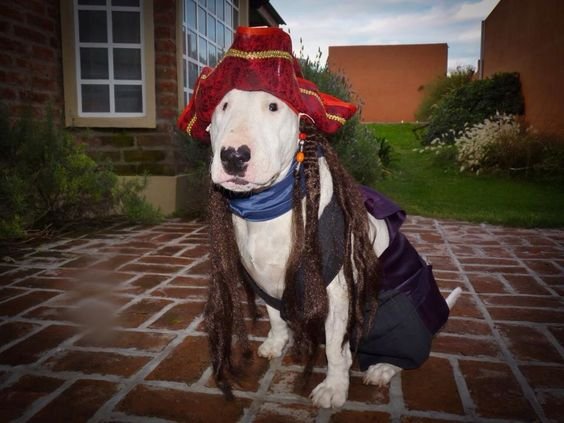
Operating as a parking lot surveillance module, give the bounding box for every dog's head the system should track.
[208,89,299,193]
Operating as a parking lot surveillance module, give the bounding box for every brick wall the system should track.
[0,0,63,120]
[328,44,447,123]
[481,0,564,137]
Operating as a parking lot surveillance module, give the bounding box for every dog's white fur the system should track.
[209,88,462,407]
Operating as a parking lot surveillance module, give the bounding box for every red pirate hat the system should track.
[177,26,357,141]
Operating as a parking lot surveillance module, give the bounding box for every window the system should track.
[179,0,239,106]
[61,0,156,127]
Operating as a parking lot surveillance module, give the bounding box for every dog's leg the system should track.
[363,362,402,386]
[311,274,351,408]
[258,304,289,359]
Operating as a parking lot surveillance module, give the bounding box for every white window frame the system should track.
[74,1,145,117]
[61,0,156,128]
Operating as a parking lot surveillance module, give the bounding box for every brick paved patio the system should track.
[0,217,562,422]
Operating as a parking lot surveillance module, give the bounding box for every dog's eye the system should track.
[268,102,278,112]
[222,102,228,111]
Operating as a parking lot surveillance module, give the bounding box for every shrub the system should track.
[0,106,162,239]
[298,49,392,184]
[422,72,525,145]
[449,113,564,179]
[416,66,475,122]
[114,176,164,225]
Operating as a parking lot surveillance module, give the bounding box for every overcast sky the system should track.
[271,0,501,71]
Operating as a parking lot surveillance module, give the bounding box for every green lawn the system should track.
[369,124,564,228]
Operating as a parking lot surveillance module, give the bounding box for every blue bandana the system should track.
[227,162,304,221]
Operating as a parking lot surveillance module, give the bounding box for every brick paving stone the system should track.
[458,360,536,420]
[45,350,151,377]
[538,391,564,422]
[189,259,211,274]
[75,329,175,353]
[168,275,209,286]
[28,379,118,422]
[116,298,172,328]
[0,291,60,316]
[0,325,79,365]
[548,325,564,346]
[347,375,389,404]
[150,286,208,300]
[520,365,564,390]
[402,357,464,415]
[253,402,318,423]
[119,262,186,274]
[121,274,169,294]
[0,375,64,421]
[466,273,510,294]
[15,276,77,291]
[523,259,562,275]
[0,321,39,346]
[432,334,501,358]
[179,244,209,258]
[117,385,251,422]
[502,274,553,295]
[481,294,563,308]
[0,268,43,285]
[447,294,484,319]
[330,410,390,422]
[496,324,562,362]
[146,335,210,384]
[149,301,205,330]
[442,318,492,336]
[0,287,30,301]
[488,307,564,324]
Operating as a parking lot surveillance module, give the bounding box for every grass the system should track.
[368,123,564,228]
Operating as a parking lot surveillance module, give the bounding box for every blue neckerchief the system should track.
[228,161,304,221]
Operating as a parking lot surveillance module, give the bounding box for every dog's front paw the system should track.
[257,333,288,359]
[310,377,348,408]
[363,363,402,387]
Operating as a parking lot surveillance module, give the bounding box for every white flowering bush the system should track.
[455,113,520,174]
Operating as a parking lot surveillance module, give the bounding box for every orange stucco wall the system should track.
[328,44,447,123]
[481,0,564,137]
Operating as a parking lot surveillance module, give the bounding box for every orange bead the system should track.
[295,151,305,162]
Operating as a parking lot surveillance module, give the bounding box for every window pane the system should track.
[216,0,224,20]
[207,15,215,42]
[188,62,198,88]
[208,44,217,67]
[217,48,224,61]
[80,48,109,79]
[112,11,140,43]
[216,23,224,48]
[112,0,139,6]
[115,85,142,112]
[225,4,232,29]
[207,0,215,14]
[78,0,106,5]
[82,84,110,112]
[225,29,232,47]
[184,91,187,105]
[198,6,206,34]
[186,0,196,29]
[232,8,238,29]
[183,60,187,88]
[113,48,141,79]
[182,28,186,54]
[188,30,197,59]
[198,36,207,64]
[79,10,107,43]
[232,0,239,7]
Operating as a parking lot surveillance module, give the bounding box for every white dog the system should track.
[206,88,461,408]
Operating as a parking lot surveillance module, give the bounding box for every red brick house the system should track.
[328,44,448,123]
[0,0,283,213]
[479,0,564,137]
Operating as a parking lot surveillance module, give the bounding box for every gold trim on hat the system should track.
[326,113,346,125]
[224,48,293,61]
[186,114,197,136]
[300,88,347,125]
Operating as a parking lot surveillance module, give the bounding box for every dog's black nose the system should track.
[220,145,251,176]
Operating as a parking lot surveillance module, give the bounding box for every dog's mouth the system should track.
[219,172,280,193]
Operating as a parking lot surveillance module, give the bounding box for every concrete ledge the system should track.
[119,173,208,216]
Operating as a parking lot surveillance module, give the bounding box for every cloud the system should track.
[272,0,499,67]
